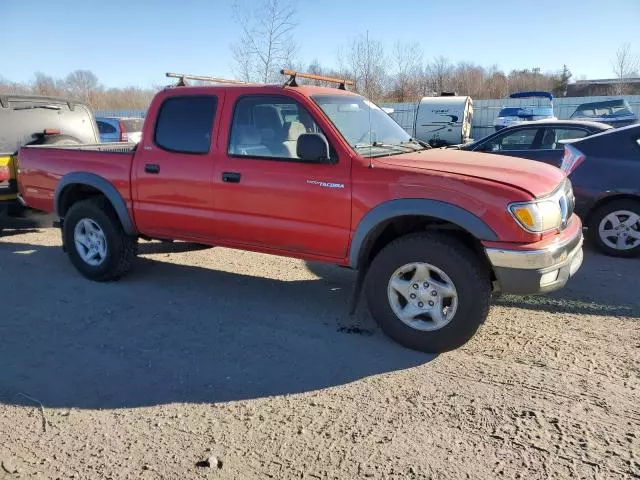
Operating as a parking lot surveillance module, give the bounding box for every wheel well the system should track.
[58,184,106,217]
[584,194,640,227]
[358,215,489,270]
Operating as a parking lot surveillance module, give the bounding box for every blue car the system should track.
[96,117,144,143]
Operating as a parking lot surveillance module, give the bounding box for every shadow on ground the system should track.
[494,246,640,318]
[0,240,430,410]
[306,245,640,319]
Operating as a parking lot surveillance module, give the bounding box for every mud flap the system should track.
[349,266,367,315]
[55,219,66,252]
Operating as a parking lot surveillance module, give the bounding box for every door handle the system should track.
[145,163,160,174]
[222,172,241,183]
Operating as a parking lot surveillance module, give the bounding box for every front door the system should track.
[133,93,221,241]
[212,94,351,259]
[474,126,543,162]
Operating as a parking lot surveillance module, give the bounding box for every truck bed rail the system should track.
[23,143,137,153]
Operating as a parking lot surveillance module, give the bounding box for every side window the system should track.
[546,128,588,148]
[480,128,538,151]
[228,95,329,162]
[97,121,116,134]
[154,96,217,154]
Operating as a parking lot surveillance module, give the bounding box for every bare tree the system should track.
[339,33,387,100]
[32,72,60,96]
[391,41,423,102]
[484,66,508,99]
[231,0,298,83]
[64,70,100,103]
[451,62,485,98]
[425,56,453,94]
[611,43,639,95]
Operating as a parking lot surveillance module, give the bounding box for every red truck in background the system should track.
[16,71,584,353]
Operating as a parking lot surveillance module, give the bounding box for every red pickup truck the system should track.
[17,72,584,353]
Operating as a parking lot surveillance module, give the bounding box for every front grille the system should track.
[560,179,575,230]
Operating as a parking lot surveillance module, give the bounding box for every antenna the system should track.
[367,30,373,164]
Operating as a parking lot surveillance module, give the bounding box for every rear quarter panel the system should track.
[18,146,134,214]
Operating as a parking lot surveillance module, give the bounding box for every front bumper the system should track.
[485,222,584,295]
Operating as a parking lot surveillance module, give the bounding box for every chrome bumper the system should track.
[485,229,584,295]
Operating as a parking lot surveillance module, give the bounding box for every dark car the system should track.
[570,99,638,128]
[561,124,640,257]
[459,120,612,167]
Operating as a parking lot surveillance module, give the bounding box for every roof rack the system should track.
[166,72,251,86]
[280,69,354,90]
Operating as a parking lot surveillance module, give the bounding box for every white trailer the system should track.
[413,96,473,146]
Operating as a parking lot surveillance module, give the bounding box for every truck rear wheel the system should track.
[63,197,137,281]
[365,233,491,353]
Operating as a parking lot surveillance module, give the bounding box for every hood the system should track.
[374,149,565,198]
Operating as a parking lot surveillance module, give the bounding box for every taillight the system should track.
[118,120,127,142]
[561,144,585,174]
[0,166,9,182]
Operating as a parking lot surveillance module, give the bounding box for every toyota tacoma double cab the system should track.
[16,71,584,353]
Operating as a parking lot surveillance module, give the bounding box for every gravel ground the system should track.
[1,215,638,479]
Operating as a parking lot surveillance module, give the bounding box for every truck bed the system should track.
[18,143,136,214]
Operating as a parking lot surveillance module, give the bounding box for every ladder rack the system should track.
[281,69,354,90]
[166,72,251,86]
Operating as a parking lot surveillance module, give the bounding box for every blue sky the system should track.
[3,0,639,88]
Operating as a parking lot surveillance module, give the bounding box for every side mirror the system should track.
[297,133,331,163]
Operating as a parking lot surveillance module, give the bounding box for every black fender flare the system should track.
[54,172,136,235]
[348,198,498,269]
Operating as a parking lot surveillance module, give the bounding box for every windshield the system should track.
[499,106,554,118]
[312,94,417,156]
[498,107,521,117]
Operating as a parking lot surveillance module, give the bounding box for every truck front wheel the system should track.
[365,233,491,353]
[63,197,138,281]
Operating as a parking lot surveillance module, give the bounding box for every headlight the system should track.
[509,199,563,233]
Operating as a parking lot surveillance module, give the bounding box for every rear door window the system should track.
[154,96,217,154]
[540,128,589,149]
[97,121,116,134]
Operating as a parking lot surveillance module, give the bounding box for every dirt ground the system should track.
[1,215,638,480]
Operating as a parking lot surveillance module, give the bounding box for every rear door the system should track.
[211,93,351,259]
[534,127,591,167]
[132,94,221,240]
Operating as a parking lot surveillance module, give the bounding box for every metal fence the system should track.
[95,95,640,142]
[94,110,146,119]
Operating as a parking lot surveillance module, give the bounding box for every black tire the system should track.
[588,199,640,257]
[365,233,491,353]
[63,197,138,281]
[39,134,82,146]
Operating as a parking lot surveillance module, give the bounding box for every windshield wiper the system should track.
[353,142,415,153]
[400,138,431,150]
[13,105,62,111]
